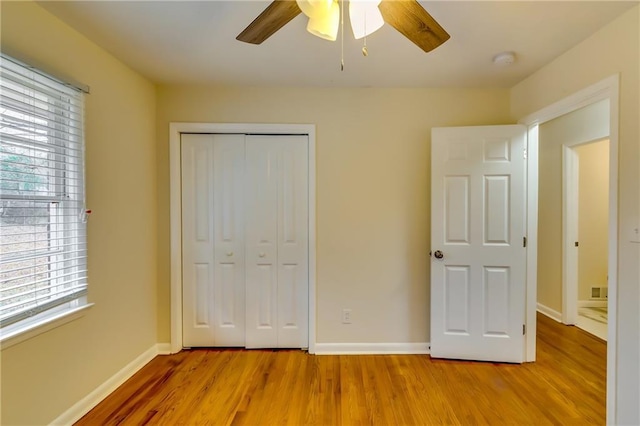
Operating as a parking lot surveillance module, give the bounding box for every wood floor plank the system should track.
[76,314,606,425]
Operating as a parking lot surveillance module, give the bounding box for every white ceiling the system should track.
[38,1,638,88]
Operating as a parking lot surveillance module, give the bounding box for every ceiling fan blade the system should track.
[237,0,302,45]
[379,0,450,53]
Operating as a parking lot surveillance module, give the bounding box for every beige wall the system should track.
[537,100,609,312]
[0,2,158,425]
[156,86,512,344]
[1,1,637,424]
[576,140,609,301]
[511,6,639,424]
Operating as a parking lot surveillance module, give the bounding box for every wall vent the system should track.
[590,286,608,299]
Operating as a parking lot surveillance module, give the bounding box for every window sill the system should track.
[0,302,94,350]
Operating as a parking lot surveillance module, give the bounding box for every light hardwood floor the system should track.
[76,314,606,425]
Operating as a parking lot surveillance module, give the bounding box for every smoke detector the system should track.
[493,51,516,66]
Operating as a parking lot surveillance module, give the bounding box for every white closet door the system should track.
[211,136,246,346]
[245,135,309,348]
[182,134,245,347]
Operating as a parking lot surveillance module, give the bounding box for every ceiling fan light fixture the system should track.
[349,0,384,39]
[307,4,340,41]
[297,0,333,18]
[297,0,340,41]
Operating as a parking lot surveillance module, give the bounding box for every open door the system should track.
[430,125,527,363]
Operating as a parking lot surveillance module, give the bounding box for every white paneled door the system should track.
[430,125,527,363]
[181,134,246,347]
[245,136,308,348]
[181,134,308,349]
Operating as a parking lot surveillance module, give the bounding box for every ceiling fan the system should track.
[236,0,450,53]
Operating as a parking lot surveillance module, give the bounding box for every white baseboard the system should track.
[314,342,430,355]
[578,300,608,308]
[537,303,562,322]
[51,344,161,426]
[156,342,172,355]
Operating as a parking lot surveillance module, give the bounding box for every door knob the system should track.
[259,252,266,258]
[226,251,233,257]
[434,250,444,259]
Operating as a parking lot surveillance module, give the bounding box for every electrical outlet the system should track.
[342,309,352,324]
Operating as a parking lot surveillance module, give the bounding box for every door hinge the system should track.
[523,149,527,160]
[523,324,526,335]
[523,236,527,248]
[575,241,579,247]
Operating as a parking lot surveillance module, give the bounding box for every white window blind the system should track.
[0,54,87,329]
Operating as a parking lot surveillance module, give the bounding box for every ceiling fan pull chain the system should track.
[340,0,344,71]
[362,10,368,56]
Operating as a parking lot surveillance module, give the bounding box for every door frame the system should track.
[519,74,619,424]
[168,123,317,354]
[562,138,609,326]
[562,143,580,325]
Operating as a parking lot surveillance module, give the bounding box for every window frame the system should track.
[0,54,91,346]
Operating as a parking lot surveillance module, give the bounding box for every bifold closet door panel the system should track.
[212,136,246,346]
[181,134,246,347]
[245,135,309,348]
[244,138,278,348]
[276,138,309,348]
[181,135,215,347]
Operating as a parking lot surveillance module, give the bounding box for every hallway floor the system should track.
[577,306,608,340]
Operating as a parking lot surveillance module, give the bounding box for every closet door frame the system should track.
[169,123,316,354]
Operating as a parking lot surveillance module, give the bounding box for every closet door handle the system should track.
[226,251,233,257]
[259,252,266,258]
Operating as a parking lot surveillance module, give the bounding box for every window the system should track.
[0,55,87,335]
